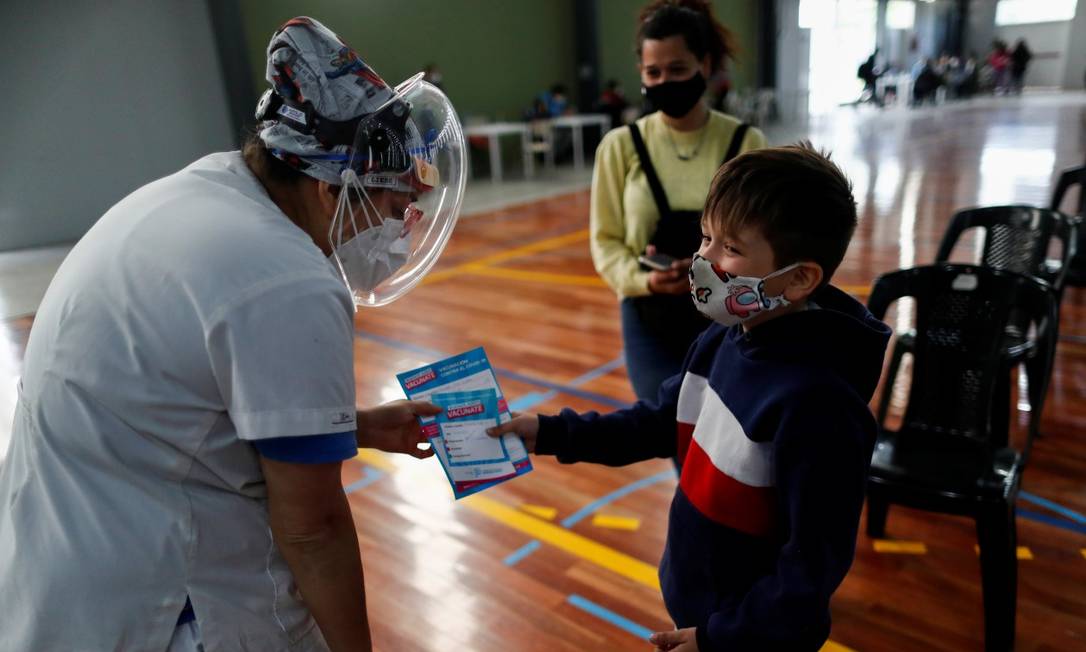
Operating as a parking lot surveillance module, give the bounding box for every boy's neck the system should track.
[742,298,809,333]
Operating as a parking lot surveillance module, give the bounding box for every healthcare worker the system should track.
[0,17,466,652]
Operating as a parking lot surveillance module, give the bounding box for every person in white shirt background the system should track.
[0,17,466,652]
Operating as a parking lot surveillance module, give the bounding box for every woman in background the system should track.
[590,0,766,444]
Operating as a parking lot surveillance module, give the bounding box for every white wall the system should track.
[775,0,811,122]
[1063,0,1086,89]
[996,21,1072,87]
[0,0,235,252]
[968,0,1086,89]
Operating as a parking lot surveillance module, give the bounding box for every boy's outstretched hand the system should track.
[649,627,698,652]
[486,413,540,453]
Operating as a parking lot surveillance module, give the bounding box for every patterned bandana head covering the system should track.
[258,16,396,185]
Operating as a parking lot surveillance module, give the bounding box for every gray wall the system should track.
[1063,0,1086,89]
[996,21,1072,87]
[1,0,235,252]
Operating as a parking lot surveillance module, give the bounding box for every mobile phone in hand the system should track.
[638,253,677,271]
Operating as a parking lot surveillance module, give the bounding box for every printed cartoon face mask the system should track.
[688,254,800,326]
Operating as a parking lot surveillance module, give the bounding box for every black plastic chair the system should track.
[876,205,1077,427]
[866,264,1058,652]
[1049,164,1086,287]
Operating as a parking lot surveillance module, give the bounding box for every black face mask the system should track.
[642,72,707,118]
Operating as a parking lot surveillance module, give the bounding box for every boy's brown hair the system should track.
[704,141,857,285]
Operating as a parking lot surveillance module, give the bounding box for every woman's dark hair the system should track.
[241,127,307,186]
[637,0,735,75]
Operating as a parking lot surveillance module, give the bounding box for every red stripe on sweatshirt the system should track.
[676,421,695,463]
[679,438,777,537]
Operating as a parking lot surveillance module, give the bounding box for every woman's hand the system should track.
[645,245,692,295]
[356,400,442,459]
[486,413,540,453]
[648,262,692,295]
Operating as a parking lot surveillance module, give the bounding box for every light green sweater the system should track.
[589,110,767,298]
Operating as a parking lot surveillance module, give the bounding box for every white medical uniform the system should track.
[0,152,358,651]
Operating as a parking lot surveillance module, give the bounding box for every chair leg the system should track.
[877,338,909,426]
[866,494,889,539]
[976,503,1017,652]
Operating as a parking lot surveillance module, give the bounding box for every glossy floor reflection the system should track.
[1,92,1085,650]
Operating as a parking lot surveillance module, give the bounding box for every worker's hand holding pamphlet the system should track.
[396,347,532,498]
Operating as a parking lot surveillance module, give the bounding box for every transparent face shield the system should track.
[328,75,466,307]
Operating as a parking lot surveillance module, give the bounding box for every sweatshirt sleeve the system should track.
[696,398,875,651]
[589,130,652,298]
[535,371,682,466]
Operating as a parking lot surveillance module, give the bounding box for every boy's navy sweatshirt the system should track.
[536,286,891,651]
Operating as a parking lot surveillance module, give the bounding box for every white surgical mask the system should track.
[329,169,412,296]
[689,254,800,326]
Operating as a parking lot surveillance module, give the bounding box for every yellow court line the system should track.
[873,540,927,555]
[460,264,608,287]
[352,449,855,652]
[355,448,398,472]
[973,545,1034,560]
[1081,548,1086,561]
[838,284,871,296]
[463,493,661,589]
[520,504,558,520]
[592,514,642,531]
[423,229,590,285]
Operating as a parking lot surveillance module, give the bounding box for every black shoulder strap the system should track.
[722,123,750,165]
[627,123,672,216]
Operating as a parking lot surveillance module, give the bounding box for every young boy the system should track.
[489,143,890,651]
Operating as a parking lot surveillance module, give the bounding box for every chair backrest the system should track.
[1050,164,1086,216]
[1050,165,1086,286]
[867,264,1057,449]
[934,205,1076,291]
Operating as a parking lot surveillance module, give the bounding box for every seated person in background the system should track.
[597,78,629,129]
[490,143,891,651]
[912,58,944,106]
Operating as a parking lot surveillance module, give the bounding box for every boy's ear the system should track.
[784,262,823,302]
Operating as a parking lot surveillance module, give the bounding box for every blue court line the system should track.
[355,330,631,409]
[507,391,558,412]
[562,469,677,528]
[508,356,626,412]
[503,540,541,566]
[344,466,385,494]
[494,367,629,409]
[1019,491,1086,525]
[567,594,654,640]
[1019,508,1086,536]
[505,469,677,567]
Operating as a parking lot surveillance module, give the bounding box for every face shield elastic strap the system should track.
[256,89,412,171]
[331,168,392,245]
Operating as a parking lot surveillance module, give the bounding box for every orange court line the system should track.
[423,229,590,285]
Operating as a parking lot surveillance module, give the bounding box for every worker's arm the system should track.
[259,456,372,652]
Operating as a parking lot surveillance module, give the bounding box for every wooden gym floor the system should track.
[2,94,1085,650]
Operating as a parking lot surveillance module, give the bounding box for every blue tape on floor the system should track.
[567,594,654,640]
[1019,491,1086,525]
[507,391,558,412]
[503,540,541,566]
[1019,508,1086,535]
[356,330,631,409]
[562,469,676,528]
[344,466,384,494]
